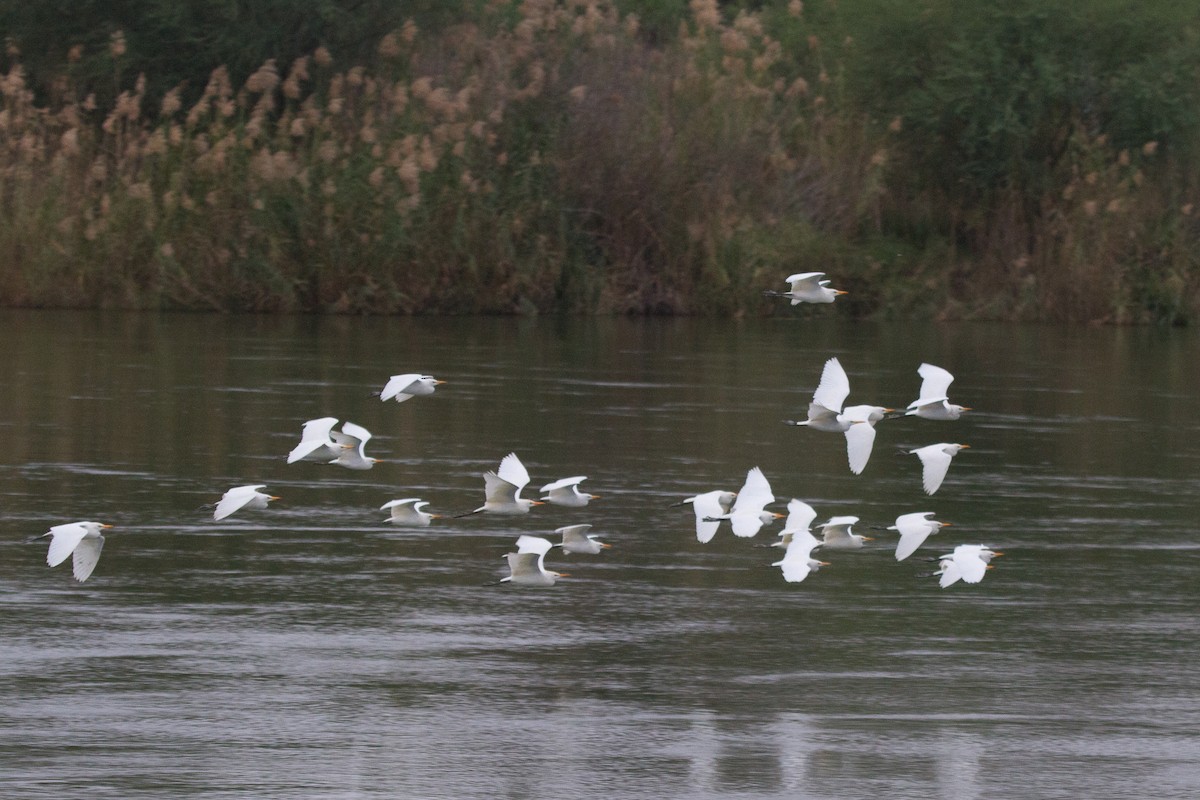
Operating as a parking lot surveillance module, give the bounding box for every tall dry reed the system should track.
[0,1,1197,321]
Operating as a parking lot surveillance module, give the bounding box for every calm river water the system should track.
[2,310,1199,799]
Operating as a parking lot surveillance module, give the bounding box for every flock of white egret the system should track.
[35,280,1002,588]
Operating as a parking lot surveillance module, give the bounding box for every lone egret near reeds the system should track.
[764,272,847,304]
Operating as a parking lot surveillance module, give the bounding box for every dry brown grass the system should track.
[0,2,1197,321]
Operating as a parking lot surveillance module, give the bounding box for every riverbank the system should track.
[1,1,1198,322]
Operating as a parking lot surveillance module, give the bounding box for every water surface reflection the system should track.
[2,311,1200,798]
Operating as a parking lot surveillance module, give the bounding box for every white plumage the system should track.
[214,484,278,521]
[910,443,970,495]
[41,521,112,582]
[380,373,444,403]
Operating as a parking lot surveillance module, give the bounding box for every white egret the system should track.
[713,467,782,538]
[330,421,380,470]
[816,516,872,549]
[673,489,737,543]
[772,529,828,583]
[787,357,894,474]
[516,534,554,555]
[764,272,847,304]
[554,524,610,554]
[766,499,818,551]
[213,485,279,521]
[906,363,971,420]
[909,443,970,495]
[931,545,1003,588]
[380,498,441,526]
[380,373,444,403]
[39,521,112,582]
[458,452,543,516]
[539,476,598,507]
[286,416,341,464]
[774,498,818,544]
[502,535,567,586]
[889,511,952,561]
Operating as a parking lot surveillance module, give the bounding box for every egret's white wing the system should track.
[954,547,989,584]
[380,373,421,402]
[45,523,89,567]
[71,536,105,582]
[540,475,586,493]
[781,499,817,534]
[894,530,932,562]
[729,512,767,538]
[300,417,338,440]
[333,421,372,447]
[916,446,954,495]
[287,439,331,464]
[804,402,844,430]
[892,511,935,533]
[938,558,963,588]
[496,453,530,491]
[891,511,937,557]
[773,531,821,583]
[688,490,731,544]
[844,422,877,475]
[380,498,422,511]
[214,485,267,521]
[731,467,773,513]
[516,535,553,555]
[910,363,955,408]
[811,357,850,414]
[505,552,544,582]
[728,468,774,538]
[786,272,825,290]
[484,471,520,505]
[819,516,861,547]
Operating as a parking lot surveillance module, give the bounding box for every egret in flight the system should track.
[379,373,444,403]
[501,535,568,586]
[888,511,952,561]
[787,357,894,474]
[764,272,847,304]
[213,485,279,521]
[554,524,610,554]
[772,529,828,583]
[380,498,441,526]
[286,417,341,464]
[930,545,1004,588]
[540,476,598,507]
[906,363,970,420]
[816,516,872,550]
[458,452,543,516]
[39,521,112,582]
[330,421,380,470]
[909,443,970,495]
[674,489,737,543]
[712,467,782,538]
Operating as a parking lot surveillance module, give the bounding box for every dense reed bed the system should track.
[1,0,1198,321]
